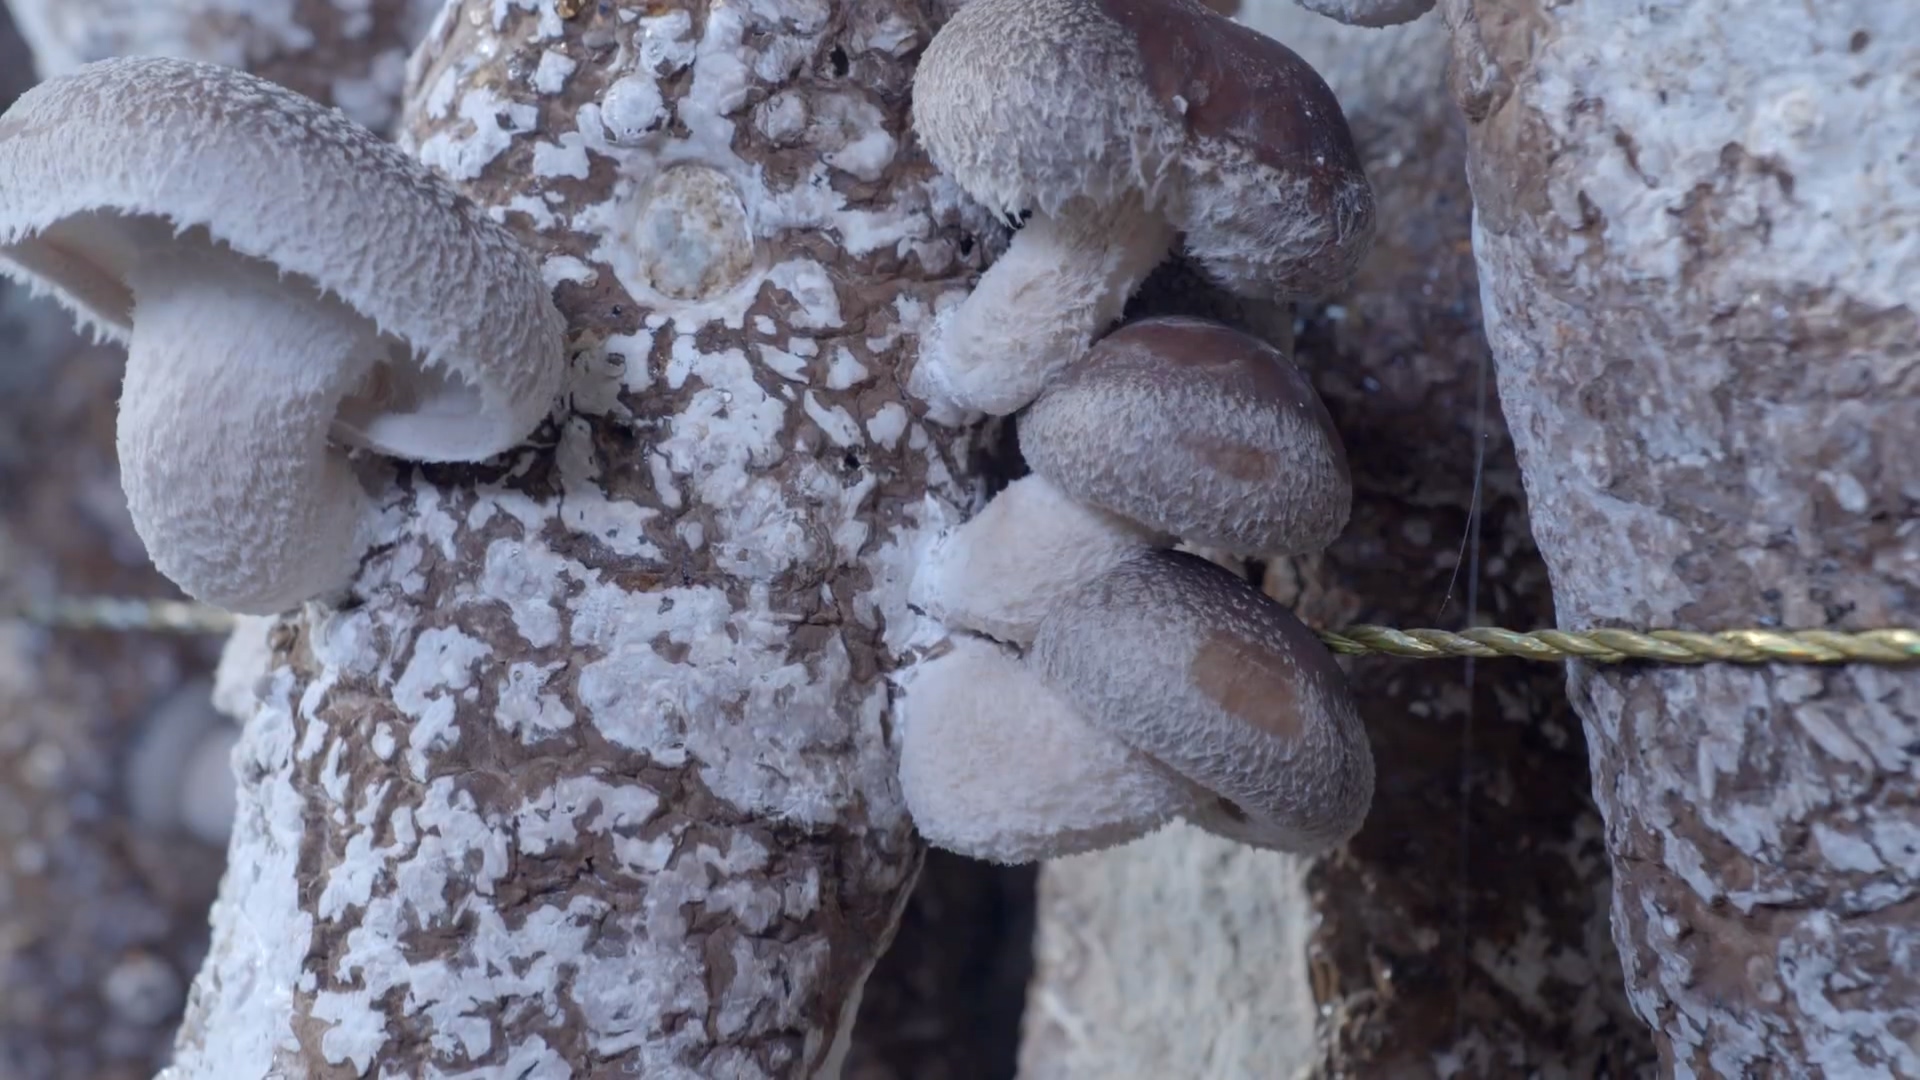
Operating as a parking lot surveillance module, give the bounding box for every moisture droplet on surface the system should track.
[631,164,755,301]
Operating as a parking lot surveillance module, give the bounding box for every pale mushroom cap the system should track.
[0,56,566,461]
[1031,550,1375,854]
[1020,316,1351,556]
[914,0,1373,299]
[899,637,1197,864]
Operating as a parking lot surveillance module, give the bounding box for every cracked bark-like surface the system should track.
[3,0,442,131]
[165,2,985,1076]
[1019,8,1655,1077]
[0,16,226,1076]
[1442,0,1919,1075]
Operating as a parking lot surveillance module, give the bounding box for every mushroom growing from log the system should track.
[0,56,567,615]
[908,0,1374,416]
[901,316,1373,862]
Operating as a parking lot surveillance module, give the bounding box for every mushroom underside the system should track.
[899,638,1197,864]
[6,213,510,461]
[117,237,379,613]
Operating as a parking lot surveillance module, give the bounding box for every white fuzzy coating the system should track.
[912,474,1160,647]
[898,637,1196,864]
[115,244,376,613]
[909,196,1177,417]
[908,0,1184,419]
[0,57,567,465]
[1032,551,1374,854]
[1290,0,1435,28]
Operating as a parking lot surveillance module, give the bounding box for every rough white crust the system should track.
[897,637,1195,863]
[162,2,980,1075]
[1017,824,1322,1078]
[1449,0,1920,1070]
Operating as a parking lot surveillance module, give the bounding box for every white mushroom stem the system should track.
[898,637,1197,864]
[119,244,375,615]
[911,473,1161,646]
[910,193,1176,417]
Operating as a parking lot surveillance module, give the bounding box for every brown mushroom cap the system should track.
[1093,0,1376,297]
[914,0,1373,300]
[1030,549,1374,854]
[1019,315,1351,556]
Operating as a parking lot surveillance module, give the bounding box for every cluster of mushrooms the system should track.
[0,0,1413,867]
[897,0,1393,863]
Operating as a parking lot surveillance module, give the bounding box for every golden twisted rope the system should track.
[1317,625,1920,666]
[5,596,1917,666]
[3,596,241,635]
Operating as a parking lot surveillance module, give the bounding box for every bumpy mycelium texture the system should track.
[159,3,990,1076]
[6,0,444,133]
[1452,0,1920,1070]
[909,0,1374,417]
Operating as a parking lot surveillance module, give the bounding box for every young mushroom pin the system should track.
[0,57,567,615]
[910,0,1373,416]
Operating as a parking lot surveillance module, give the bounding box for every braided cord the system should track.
[2,596,239,635]
[1318,625,1920,666]
[5,596,1918,666]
